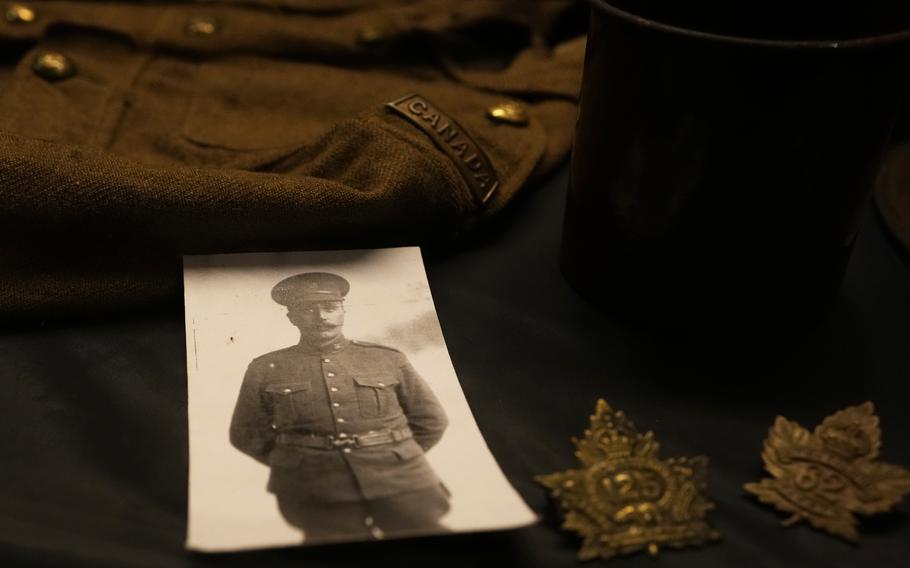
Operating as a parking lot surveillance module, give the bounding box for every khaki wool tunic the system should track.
[0,0,586,317]
[229,338,448,502]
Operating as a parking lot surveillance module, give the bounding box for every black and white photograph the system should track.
[183,247,536,551]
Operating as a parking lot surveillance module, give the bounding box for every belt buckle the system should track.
[330,436,358,449]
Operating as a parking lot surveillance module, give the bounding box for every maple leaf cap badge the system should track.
[745,402,910,542]
[535,399,720,561]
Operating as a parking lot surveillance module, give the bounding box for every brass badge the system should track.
[386,94,500,205]
[745,402,910,542]
[535,400,720,561]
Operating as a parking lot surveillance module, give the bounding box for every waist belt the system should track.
[277,427,413,450]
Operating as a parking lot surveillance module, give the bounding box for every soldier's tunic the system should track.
[230,336,448,538]
[0,0,586,318]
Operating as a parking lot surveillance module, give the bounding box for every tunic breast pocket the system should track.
[263,383,311,426]
[352,375,401,419]
[180,58,341,170]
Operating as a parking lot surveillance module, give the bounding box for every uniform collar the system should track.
[296,335,349,354]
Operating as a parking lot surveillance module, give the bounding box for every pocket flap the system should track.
[392,440,424,461]
[264,382,309,394]
[352,375,399,389]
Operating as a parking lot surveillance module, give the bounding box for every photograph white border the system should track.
[184,247,536,551]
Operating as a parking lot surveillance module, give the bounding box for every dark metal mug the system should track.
[561,0,910,331]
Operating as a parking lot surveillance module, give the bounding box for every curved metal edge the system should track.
[582,0,910,50]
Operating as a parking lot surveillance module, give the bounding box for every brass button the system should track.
[357,25,387,45]
[282,388,291,393]
[337,417,345,423]
[323,358,331,363]
[377,382,385,388]
[342,448,352,454]
[330,386,339,392]
[487,102,529,126]
[332,402,340,408]
[327,372,335,377]
[5,3,35,24]
[32,52,74,81]
[185,16,217,37]
[338,433,348,439]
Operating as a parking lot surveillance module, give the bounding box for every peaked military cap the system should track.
[271,272,350,306]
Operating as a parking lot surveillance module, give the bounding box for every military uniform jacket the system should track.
[0,0,586,317]
[230,338,448,502]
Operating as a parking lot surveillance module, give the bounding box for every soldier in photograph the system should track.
[229,272,450,542]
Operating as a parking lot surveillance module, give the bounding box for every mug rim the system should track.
[586,0,910,50]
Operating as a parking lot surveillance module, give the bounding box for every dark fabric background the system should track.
[1,166,909,567]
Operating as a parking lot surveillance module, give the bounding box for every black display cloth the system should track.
[1,167,909,567]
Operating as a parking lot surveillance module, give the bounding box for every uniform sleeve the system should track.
[395,354,448,451]
[229,361,274,465]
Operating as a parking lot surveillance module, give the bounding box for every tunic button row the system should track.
[357,25,387,46]
[185,16,218,37]
[5,3,35,24]
[32,52,75,81]
[487,102,529,126]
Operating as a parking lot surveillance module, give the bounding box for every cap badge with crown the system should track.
[536,399,720,561]
[745,402,910,542]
